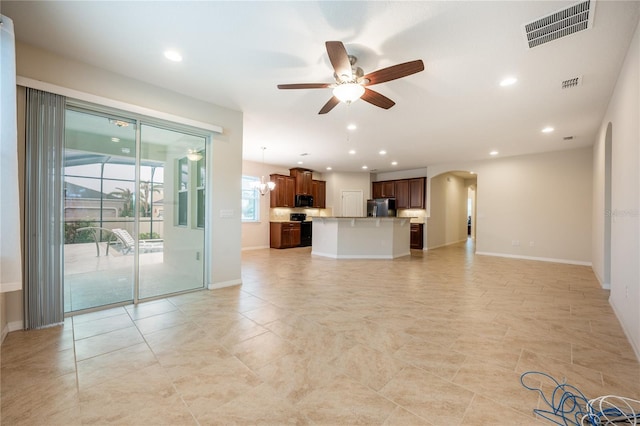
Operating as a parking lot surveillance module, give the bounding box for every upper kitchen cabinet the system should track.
[409,177,426,208]
[290,168,313,195]
[372,180,395,198]
[270,174,295,208]
[395,179,409,209]
[311,180,326,208]
[372,177,426,209]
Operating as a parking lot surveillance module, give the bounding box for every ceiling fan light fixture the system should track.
[333,83,365,103]
[187,149,203,161]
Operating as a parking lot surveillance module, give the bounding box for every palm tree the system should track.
[109,187,134,217]
[139,182,163,217]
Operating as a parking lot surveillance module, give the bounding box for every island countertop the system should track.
[310,216,411,259]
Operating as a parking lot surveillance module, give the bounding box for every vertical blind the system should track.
[24,88,66,329]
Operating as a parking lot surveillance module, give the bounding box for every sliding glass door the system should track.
[138,124,206,299]
[63,107,207,313]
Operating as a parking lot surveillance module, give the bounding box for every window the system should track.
[177,157,188,226]
[242,176,260,222]
[196,154,205,228]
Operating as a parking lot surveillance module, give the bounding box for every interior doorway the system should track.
[425,171,477,249]
[341,190,364,217]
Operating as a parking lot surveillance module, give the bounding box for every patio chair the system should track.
[111,228,136,254]
[110,228,162,254]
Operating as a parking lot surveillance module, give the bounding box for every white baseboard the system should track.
[3,320,24,344]
[592,269,611,289]
[426,239,468,251]
[1,324,8,345]
[475,251,592,266]
[609,297,640,362]
[8,320,23,332]
[208,279,242,290]
[241,245,270,251]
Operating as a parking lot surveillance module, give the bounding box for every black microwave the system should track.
[295,194,314,207]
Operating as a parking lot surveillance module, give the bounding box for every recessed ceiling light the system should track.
[111,137,120,143]
[347,123,357,131]
[326,166,332,170]
[379,150,387,155]
[297,161,303,165]
[490,150,499,156]
[542,126,555,133]
[500,77,518,87]
[121,147,131,154]
[348,150,356,155]
[164,50,183,62]
[362,165,368,170]
[391,161,398,166]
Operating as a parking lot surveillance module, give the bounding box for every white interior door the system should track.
[341,190,364,217]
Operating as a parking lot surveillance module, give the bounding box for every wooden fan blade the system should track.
[363,60,425,86]
[277,83,332,90]
[361,88,395,109]
[319,96,340,114]
[325,41,352,82]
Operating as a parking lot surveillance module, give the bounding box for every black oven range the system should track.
[290,213,312,247]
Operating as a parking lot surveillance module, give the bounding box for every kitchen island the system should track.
[311,217,411,259]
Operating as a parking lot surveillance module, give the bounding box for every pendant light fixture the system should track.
[256,146,275,196]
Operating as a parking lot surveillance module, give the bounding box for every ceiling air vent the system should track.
[524,0,595,49]
[562,76,583,89]
[563,136,575,141]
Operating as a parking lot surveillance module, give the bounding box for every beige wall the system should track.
[240,159,290,250]
[10,42,244,326]
[325,172,371,216]
[476,148,593,263]
[429,146,593,264]
[426,173,468,249]
[593,19,640,359]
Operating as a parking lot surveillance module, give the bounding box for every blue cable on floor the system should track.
[520,371,640,426]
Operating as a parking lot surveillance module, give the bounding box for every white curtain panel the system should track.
[0,15,22,293]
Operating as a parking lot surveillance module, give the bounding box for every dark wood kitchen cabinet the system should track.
[270,222,301,249]
[394,179,409,208]
[372,181,395,198]
[410,223,424,249]
[372,177,426,209]
[269,174,295,208]
[290,168,313,195]
[409,177,426,208]
[311,180,326,208]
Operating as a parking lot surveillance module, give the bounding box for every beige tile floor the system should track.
[2,240,640,425]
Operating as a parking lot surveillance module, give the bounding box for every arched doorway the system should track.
[426,171,477,250]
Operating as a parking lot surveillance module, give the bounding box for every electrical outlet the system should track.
[196,251,200,261]
[625,285,629,298]
[529,241,535,247]
[512,240,520,246]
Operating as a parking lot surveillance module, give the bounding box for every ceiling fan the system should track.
[277,41,424,114]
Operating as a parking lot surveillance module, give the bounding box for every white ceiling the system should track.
[3,1,639,173]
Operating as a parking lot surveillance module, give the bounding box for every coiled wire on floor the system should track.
[520,371,640,425]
